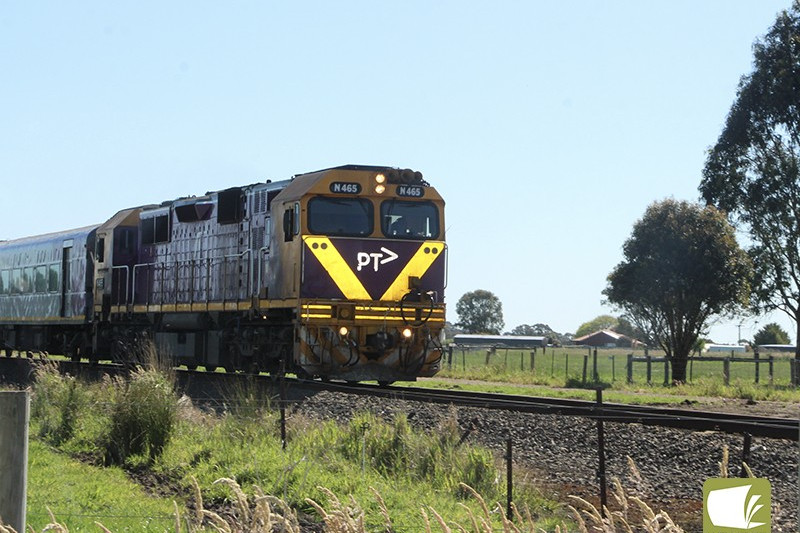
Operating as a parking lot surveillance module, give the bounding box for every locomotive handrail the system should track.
[258,246,269,296]
[109,265,130,305]
[223,249,251,301]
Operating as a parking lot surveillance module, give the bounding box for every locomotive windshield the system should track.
[381,200,439,240]
[307,197,374,237]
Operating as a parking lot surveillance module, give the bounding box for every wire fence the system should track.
[444,345,800,387]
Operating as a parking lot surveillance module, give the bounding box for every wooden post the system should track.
[768,356,774,385]
[663,357,669,386]
[447,346,453,369]
[754,350,760,384]
[626,353,633,384]
[740,433,752,478]
[530,350,535,373]
[646,355,652,384]
[723,358,731,386]
[611,355,615,382]
[582,354,588,384]
[0,391,30,533]
[565,353,569,379]
[592,348,598,382]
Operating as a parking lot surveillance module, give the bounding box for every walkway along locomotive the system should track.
[0,165,447,382]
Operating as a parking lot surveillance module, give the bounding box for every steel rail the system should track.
[299,379,799,441]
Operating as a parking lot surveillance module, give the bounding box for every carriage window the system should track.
[10,269,21,294]
[307,197,373,237]
[22,267,33,293]
[34,266,47,293]
[0,270,7,294]
[381,200,439,240]
[48,264,60,292]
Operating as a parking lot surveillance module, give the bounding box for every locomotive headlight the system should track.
[402,327,413,339]
[375,184,386,194]
[375,173,386,184]
[339,326,349,337]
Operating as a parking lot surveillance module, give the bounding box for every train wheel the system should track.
[205,365,217,372]
[378,381,395,387]
[186,364,197,371]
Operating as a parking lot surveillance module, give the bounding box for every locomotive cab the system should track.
[266,165,447,382]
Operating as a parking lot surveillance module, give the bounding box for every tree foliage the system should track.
[574,315,619,338]
[700,1,800,360]
[604,199,752,383]
[753,322,792,346]
[455,289,504,334]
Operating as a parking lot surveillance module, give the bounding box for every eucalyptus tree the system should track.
[604,199,752,383]
[700,2,800,371]
[455,289,504,335]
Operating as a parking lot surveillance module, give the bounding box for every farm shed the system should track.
[572,329,642,348]
[453,334,547,349]
[704,343,747,353]
[756,344,796,353]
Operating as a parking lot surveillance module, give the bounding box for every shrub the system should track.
[104,366,177,465]
[30,362,88,446]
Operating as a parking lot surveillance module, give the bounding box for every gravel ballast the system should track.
[291,389,799,532]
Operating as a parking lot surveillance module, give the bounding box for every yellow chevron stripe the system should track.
[381,241,445,301]
[303,236,371,300]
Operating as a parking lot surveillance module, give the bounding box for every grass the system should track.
[19,363,569,532]
[26,439,177,532]
[435,346,800,403]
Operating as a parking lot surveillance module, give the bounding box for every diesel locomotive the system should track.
[0,165,447,382]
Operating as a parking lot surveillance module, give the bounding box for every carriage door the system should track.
[60,239,73,317]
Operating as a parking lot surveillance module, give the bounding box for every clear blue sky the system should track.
[0,1,794,343]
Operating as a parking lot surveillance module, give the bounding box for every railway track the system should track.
[1,357,797,440]
[300,379,799,441]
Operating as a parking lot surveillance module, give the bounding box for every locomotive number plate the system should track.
[330,182,362,194]
[396,185,425,197]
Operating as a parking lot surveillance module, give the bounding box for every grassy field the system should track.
[436,345,800,402]
[16,364,568,532]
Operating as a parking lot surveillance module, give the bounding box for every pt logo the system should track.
[356,247,398,272]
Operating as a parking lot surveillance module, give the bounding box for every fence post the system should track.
[646,355,652,384]
[565,353,570,379]
[626,354,633,384]
[690,355,694,383]
[582,354,589,385]
[447,346,453,369]
[663,357,669,386]
[0,391,30,533]
[740,433,752,478]
[723,358,731,386]
[754,350,760,384]
[530,350,535,373]
[611,355,615,382]
[592,348,599,382]
[768,356,774,385]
